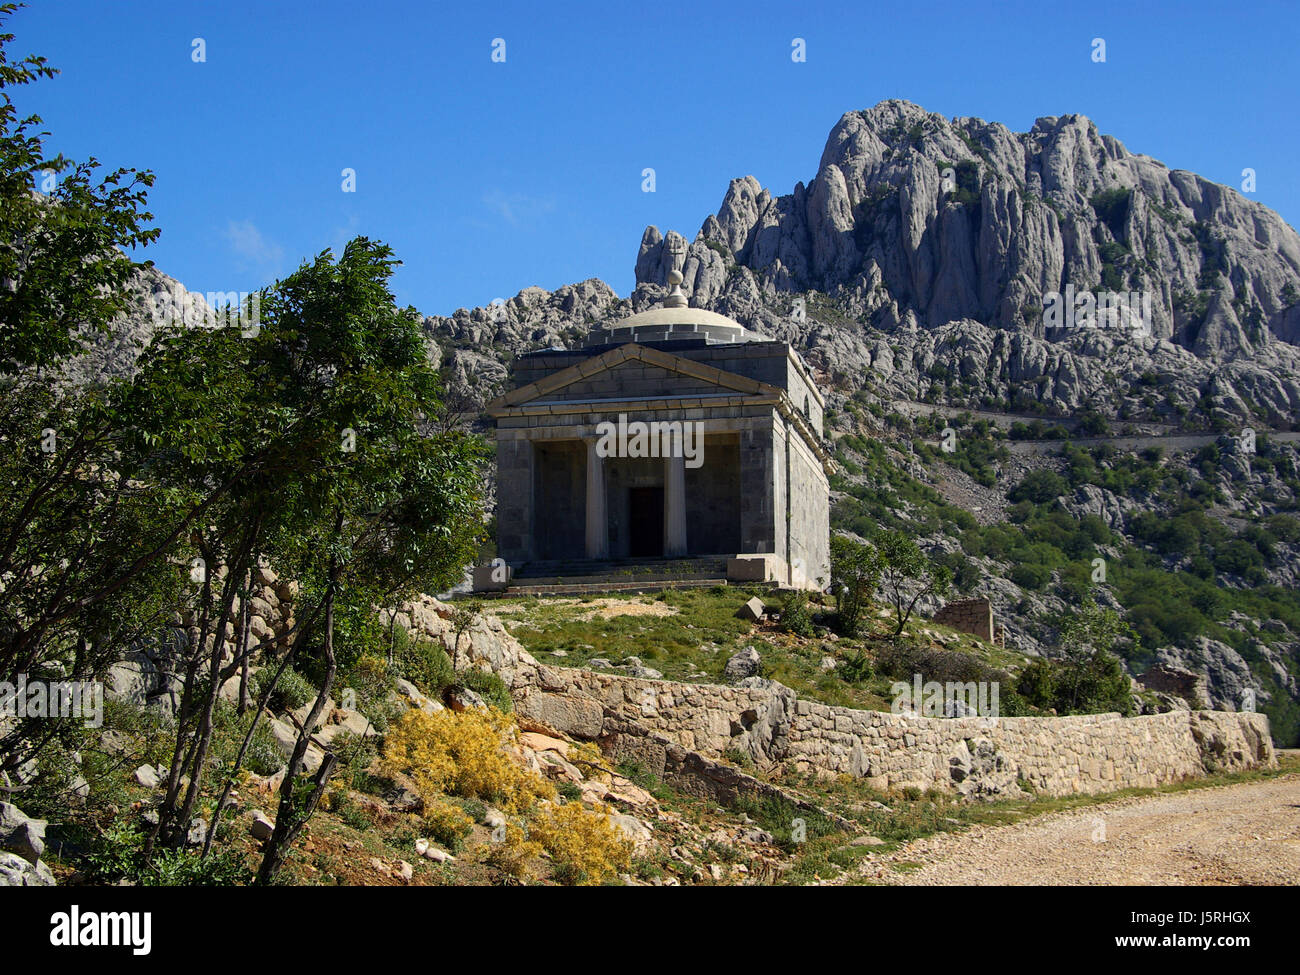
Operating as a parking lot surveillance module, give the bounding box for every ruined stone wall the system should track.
[932,598,995,643]
[515,666,1276,798]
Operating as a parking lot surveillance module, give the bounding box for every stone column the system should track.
[664,452,687,556]
[585,439,609,559]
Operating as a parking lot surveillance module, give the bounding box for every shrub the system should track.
[1026,598,1136,715]
[1016,658,1057,710]
[830,535,882,637]
[330,730,381,790]
[1009,562,1052,590]
[876,641,1009,689]
[1008,470,1068,504]
[394,635,456,696]
[454,668,513,713]
[482,822,542,881]
[85,820,251,886]
[251,666,315,713]
[528,802,633,886]
[423,800,475,852]
[341,654,404,732]
[778,591,816,637]
[838,649,873,684]
[380,707,553,812]
[241,713,289,776]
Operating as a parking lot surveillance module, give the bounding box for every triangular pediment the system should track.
[486,343,780,411]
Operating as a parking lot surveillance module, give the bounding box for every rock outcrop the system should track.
[0,802,55,886]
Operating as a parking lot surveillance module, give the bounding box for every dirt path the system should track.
[854,774,1300,886]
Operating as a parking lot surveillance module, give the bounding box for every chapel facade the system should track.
[480,271,830,592]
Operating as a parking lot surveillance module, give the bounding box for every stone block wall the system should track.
[933,598,996,643]
[781,420,830,589]
[515,666,1276,798]
[1138,664,1210,708]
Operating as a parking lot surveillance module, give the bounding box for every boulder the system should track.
[414,838,455,863]
[519,732,570,756]
[265,716,326,773]
[394,678,443,715]
[0,802,46,864]
[724,646,762,681]
[735,597,766,622]
[446,687,487,712]
[249,810,275,841]
[0,850,55,886]
[609,813,653,853]
[132,764,164,789]
[536,750,584,784]
[515,691,605,740]
[330,707,377,737]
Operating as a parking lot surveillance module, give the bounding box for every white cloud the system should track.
[225,219,286,283]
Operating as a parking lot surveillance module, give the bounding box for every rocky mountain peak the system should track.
[631,98,1300,371]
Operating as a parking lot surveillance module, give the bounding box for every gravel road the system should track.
[854,773,1300,886]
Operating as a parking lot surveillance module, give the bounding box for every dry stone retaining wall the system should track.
[515,666,1275,798]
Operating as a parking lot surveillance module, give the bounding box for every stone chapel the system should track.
[478,270,830,593]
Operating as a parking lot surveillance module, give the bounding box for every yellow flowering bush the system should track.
[481,822,542,881]
[423,800,474,851]
[381,706,554,812]
[529,802,633,886]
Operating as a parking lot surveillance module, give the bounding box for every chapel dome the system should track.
[588,269,762,346]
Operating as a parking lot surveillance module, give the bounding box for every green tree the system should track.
[1008,469,1068,504]
[117,240,485,877]
[0,8,187,781]
[876,531,952,637]
[829,535,881,637]
[1048,596,1135,715]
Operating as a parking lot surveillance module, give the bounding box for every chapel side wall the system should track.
[780,356,824,437]
[772,418,789,571]
[685,435,741,555]
[785,429,830,589]
[534,441,586,560]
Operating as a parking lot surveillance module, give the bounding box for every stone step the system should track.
[504,578,729,597]
[513,557,730,580]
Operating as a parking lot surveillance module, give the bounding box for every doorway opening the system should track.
[627,486,664,557]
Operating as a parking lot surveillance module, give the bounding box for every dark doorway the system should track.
[628,486,664,557]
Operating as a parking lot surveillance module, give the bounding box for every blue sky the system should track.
[11,0,1300,316]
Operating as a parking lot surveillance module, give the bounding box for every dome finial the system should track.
[663,268,688,308]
